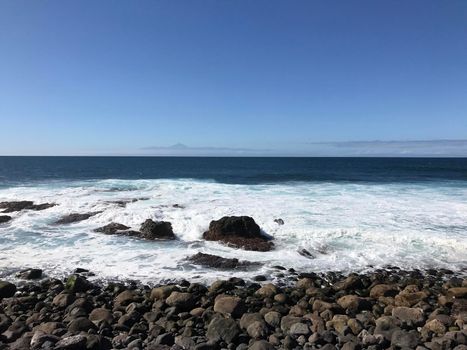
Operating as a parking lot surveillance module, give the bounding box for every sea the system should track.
[0,156,466,284]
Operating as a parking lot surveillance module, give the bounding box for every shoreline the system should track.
[1,268,466,349]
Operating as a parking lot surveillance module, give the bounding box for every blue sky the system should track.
[0,1,466,156]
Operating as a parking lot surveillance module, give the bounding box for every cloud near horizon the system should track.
[138,140,467,157]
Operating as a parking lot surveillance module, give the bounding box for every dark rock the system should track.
[297,248,315,259]
[89,308,113,326]
[140,219,176,240]
[165,291,194,310]
[391,329,419,348]
[0,201,56,213]
[274,218,284,225]
[65,275,91,292]
[214,295,245,317]
[53,292,75,308]
[16,268,42,280]
[2,321,26,342]
[247,321,269,339]
[0,280,16,298]
[203,216,274,251]
[68,317,96,333]
[55,334,87,349]
[0,215,12,223]
[187,252,261,269]
[93,222,130,234]
[248,340,275,350]
[54,212,101,225]
[206,316,240,343]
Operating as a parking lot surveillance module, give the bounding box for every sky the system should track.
[0,0,466,156]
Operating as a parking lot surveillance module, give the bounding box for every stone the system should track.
[0,215,12,223]
[280,315,302,333]
[115,290,138,306]
[188,252,260,269]
[55,334,87,349]
[247,321,269,339]
[370,284,399,298]
[264,311,281,328]
[274,218,284,225]
[256,283,277,298]
[333,275,363,291]
[93,222,130,234]
[424,319,446,335]
[337,295,371,312]
[329,315,349,334]
[54,212,101,224]
[391,329,419,348]
[140,219,176,240]
[289,322,310,336]
[0,280,16,298]
[240,313,263,330]
[203,216,273,251]
[392,306,425,326]
[150,285,178,300]
[447,287,467,299]
[16,268,42,280]
[65,275,91,292]
[214,295,244,317]
[248,340,275,350]
[0,201,56,213]
[30,331,59,348]
[53,292,75,308]
[206,316,240,343]
[165,291,194,310]
[89,308,114,325]
[374,316,400,340]
[296,278,314,289]
[68,317,96,333]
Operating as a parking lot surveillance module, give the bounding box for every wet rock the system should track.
[89,308,113,326]
[370,284,399,298]
[274,218,284,225]
[165,291,194,310]
[53,292,75,308]
[214,295,244,317]
[203,216,274,251]
[297,249,315,259]
[54,212,101,225]
[187,252,260,269]
[206,316,240,343]
[0,201,56,213]
[55,334,87,349]
[16,268,42,280]
[65,275,91,292]
[256,283,277,298]
[115,290,139,306]
[337,295,371,312]
[0,215,12,223]
[140,219,176,240]
[447,287,467,299]
[93,222,130,234]
[333,275,363,291]
[150,285,179,300]
[0,280,16,298]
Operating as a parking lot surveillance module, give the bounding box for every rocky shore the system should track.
[1,268,466,350]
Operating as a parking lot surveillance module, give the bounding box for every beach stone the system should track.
[312,299,334,312]
[89,308,113,325]
[55,334,87,349]
[274,218,284,225]
[53,292,75,308]
[452,298,467,318]
[30,331,59,348]
[333,275,363,291]
[190,307,205,317]
[264,311,281,328]
[33,322,63,334]
[150,285,178,300]
[0,215,12,223]
[65,275,91,292]
[188,252,260,269]
[424,319,446,335]
[247,320,269,339]
[370,284,399,298]
[447,287,467,299]
[93,222,130,234]
[165,291,194,310]
[392,306,425,326]
[256,283,277,298]
[240,313,263,330]
[281,315,302,333]
[374,316,400,340]
[214,295,244,317]
[289,322,310,337]
[248,340,275,350]
[296,278,314,289]
[337,295,371,312]
[68,317,96,333]
[206,316,240,343]
[203,216,274,251]
[347,318,363,335]
[0,280,16,298]
[54,212,101,224]
[391,329,419,348]
[0,201,56,213]
[2,321,27,342]
[329,315,349,334]
[395,288,428,307]
[16,268,42,280]
[140,219,175,240]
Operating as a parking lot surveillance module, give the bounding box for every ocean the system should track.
[0,156,466,283]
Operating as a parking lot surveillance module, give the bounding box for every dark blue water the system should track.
[0,156,467,185]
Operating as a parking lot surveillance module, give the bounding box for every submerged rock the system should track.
[297,248,315,259]
[187,252,261,269]
[54,212,102,225]
[203,216,274,251]
[140,219,176,240]
[0,201,56,213]
[274,218,284,225]
[93,222,130,234]
[0,215,12,223]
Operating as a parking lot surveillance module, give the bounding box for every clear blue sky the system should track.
[0,1,466,156]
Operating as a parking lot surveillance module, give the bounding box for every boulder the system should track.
[140,219,176,240]
[150,285,179,300]
[16,268,42,280]
[65,275,91,292]
[247,321,269,339]
[203,216,273,251]
[214,295,244,317]
[53,292,75,308]
[165,291,194,310]
[187,252,260,269]
[240,313,263,330]
[93,222,130,234]
[206,316,240,343]
[0,201,56,213]
[390,329,419,348]
[264,311,281,328]
[89,308,114,326]
[55,334,87,349]
[370,284,399,298]
[0,281,16,298]
[256,283,277,298]
[392,306,425,326]
[248,340,275,350]
[0,215,12,223]
[54,212,101,225]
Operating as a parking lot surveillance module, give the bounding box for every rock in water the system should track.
[0,201,56,213]
[274,218,284,225]
[140,219,176,240]
[203,216,274,251]
[16,268,42,280]
[187,252,261,269]
[54,212,102,225]
[93,222,130,234]
[0,215,12,223]
[0,281,16,298]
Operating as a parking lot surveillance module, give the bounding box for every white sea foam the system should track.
[0,179,466,283]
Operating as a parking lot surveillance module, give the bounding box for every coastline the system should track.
[1,268,466,349]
